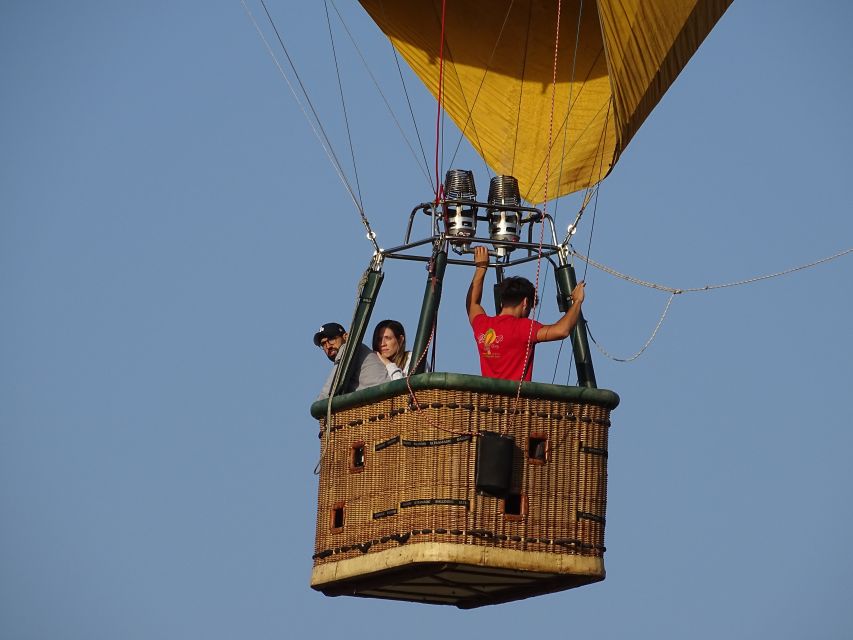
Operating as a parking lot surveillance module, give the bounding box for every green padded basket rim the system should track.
[310,371,620,419]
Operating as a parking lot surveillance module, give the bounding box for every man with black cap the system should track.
[314,322,389,400]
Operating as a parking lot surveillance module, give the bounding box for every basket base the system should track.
[311,542,604,608]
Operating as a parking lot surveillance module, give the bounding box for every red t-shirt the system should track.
[471,313,543,381]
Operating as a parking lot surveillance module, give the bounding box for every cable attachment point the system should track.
[562,223,579,248]
[364,228,381,254]
[370,251,385,272]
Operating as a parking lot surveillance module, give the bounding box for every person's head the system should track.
[498,276,537,317]
[313,322,347,362]
[372,319,407,368]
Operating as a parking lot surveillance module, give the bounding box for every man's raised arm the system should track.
[536,281,586,342]
[466,246,489,323]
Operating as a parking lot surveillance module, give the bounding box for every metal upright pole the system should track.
[554,259,597,389]
[492,265,505,314]
[409,242,448,375]
[333,261,384,397]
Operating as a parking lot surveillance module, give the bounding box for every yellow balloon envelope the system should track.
[359,0,732,203]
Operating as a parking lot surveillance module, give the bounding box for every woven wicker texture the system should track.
[314,386,611,567]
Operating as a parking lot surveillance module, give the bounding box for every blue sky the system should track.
[2,2,852,639]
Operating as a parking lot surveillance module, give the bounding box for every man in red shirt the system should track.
[466,246,586,381]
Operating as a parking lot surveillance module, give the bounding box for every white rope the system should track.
[571,247,853,294]
[588,292,675,362]
[574,246,852,362]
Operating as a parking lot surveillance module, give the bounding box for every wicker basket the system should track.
[309,372,618,608]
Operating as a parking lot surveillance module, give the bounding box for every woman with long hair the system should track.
[372,319,412,380]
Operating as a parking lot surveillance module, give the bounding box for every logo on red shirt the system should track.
[477,327,504,357]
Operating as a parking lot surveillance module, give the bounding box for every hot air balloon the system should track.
[308,0,732,608]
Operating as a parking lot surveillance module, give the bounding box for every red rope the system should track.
[401,0,458,437]
[433,0,448,203]
[512,0,563,418]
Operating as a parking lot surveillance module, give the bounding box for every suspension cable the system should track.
[538,0,584,347]
[394,4,452,428]
[578,104,610,276]
[567,102,611,242]
[552,104,611,384]
[447,0,517,173]
[327,0,434,188]
[244,0,380,252]
[510,2,533,179]
[323,0,364,212]
[388,42,434,186]
[433,0,448,200]
[552,0,585,223]
[527,76,608,200]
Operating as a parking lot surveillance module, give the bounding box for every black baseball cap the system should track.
[313,322,346,346]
